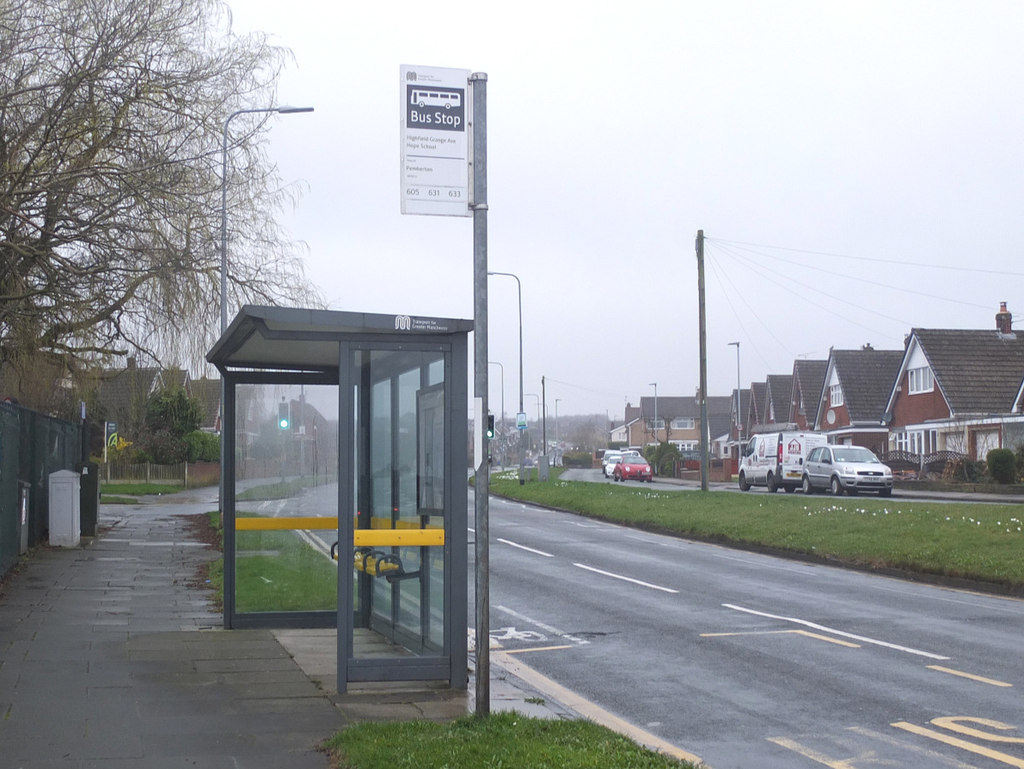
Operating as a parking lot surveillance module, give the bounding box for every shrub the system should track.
[644,442,680,476]
[986,448,1016,484]
[561,451,592,468]
[184,430,220,462]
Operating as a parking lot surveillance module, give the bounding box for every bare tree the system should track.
[0,0,318,411]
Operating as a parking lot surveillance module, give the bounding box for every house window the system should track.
[908,366,933,394]
[671,417,694,430]
[651,418,665,430]
[829,384,843,407]
[892,432,909,452]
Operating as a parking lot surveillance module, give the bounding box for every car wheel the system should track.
[738,472,750,491]
[830,476,843,496]
[766,473,778,493]
[802,475,814,494]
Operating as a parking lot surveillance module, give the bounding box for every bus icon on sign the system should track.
[411,89,461,110]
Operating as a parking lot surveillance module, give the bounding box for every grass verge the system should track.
[322,711,695,768]
[489,470,1024,592]
[99,481,184,504]
[195,511,335,613]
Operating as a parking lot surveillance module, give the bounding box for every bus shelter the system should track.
[207,306,470,692]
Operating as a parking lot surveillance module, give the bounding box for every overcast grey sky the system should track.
[228,0,1024,422]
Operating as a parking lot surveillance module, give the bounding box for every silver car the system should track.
[802,445,893,497]
[602,450,622,478]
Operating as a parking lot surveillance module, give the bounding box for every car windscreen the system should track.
[832,447,878,463]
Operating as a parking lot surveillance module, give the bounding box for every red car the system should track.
[614,454,652,482]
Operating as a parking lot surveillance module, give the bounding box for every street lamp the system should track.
[220,105,314,332]
[649,382,658,445]
[728,342,741,443]
[218,105,312,518]
[555,398,561,466]
[488,361,505,467]
[525,393,541,453]
[488,271,524,483]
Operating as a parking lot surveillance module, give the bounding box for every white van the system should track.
[738,431,828,493]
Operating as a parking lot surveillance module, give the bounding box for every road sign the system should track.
[516,411,527,430]
[400,64,471,217]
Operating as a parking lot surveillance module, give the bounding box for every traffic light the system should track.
[486,413,495,440]
[278,399,290,430]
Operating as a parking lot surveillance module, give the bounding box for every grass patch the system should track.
[490,470,1024,590]
[235,522,338,612]
[100,495,142,505]
[323,711,694,768]
[100,482,183,497]
[190,510,336,613]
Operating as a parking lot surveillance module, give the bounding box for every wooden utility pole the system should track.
[696,230,709,491]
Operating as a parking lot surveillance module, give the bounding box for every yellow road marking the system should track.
[767,736,859,768]
[931,717,1024,743]
[927,666,1013,688]
[701,629,860,648]
[892,721,1024,767]
[492,649,703,765]
[502,645,573,655]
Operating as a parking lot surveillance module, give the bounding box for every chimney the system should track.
[996,302,1013,334]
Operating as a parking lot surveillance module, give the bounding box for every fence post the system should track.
[146,462,151,484]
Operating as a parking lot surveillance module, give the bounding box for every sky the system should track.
[225,0,1024,423]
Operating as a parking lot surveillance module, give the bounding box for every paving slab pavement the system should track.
[0,492,579,768]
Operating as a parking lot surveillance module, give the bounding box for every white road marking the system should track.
[724,603,949,660]
[497,538,554,557]
[574,563,679,594]
[495,605,590,645]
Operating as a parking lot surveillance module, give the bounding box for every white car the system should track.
[602,450,622,478]
[802,445,893,497]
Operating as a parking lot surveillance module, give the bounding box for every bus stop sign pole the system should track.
[470,72,490,716]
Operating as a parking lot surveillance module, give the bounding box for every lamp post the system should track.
[554,398,561,467]
[488,361,505,468]
[526,393,540,453]
[728,342,741,443]
[649,382,658,445]
[218,105,313,543]
[488,271,524,483]
[220,105,314,333]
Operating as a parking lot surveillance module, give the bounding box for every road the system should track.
[476,491,1024,768]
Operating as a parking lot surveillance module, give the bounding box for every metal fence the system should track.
[0,401,83,579]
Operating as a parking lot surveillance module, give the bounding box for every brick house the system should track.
[620,394,733,453]
[883,303,1024,460]
[811,345,903,453]
[763,374,794,428]
[745,381,767,437]
[789,359,827,430]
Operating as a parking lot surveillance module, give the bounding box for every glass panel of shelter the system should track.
[232,382,339,616]
[351,348,447,660]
